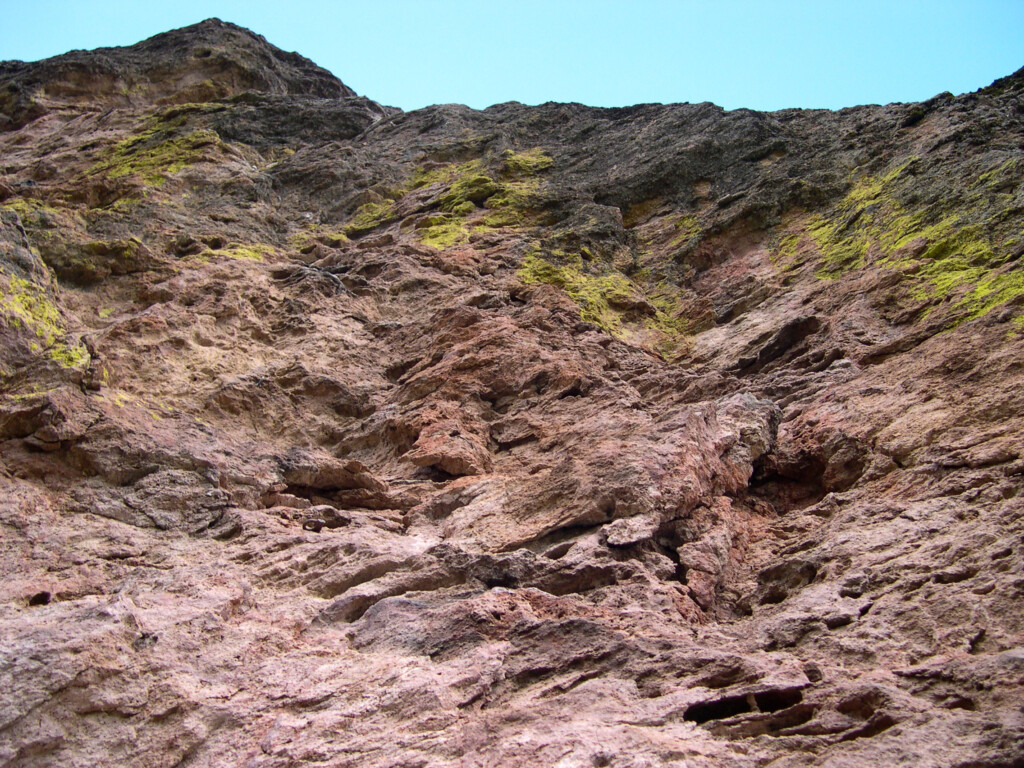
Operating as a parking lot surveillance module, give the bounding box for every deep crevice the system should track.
[684,694,754,723]
[684,688,805,724]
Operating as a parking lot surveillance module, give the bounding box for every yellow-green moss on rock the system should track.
[670,215,700,244]
[779,155,1024,326]
[438,173,502,212]
[201,243,277,262]
[417,215,470,249]
[92,128,222,186]
[499,148,553,178]
[0,274,88,368]
[1,198,63,221]
[518,248,696,358]
[344,199,401,237]
[410,153,550,248]
[519,250,633,333]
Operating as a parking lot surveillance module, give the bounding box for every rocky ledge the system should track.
[1,19,1023,768]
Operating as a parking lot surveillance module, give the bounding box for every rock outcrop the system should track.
[1,19,1022,768]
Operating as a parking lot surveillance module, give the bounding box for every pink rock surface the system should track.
[1,20,1022,768]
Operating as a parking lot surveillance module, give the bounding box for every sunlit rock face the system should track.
[1,19,1023,767]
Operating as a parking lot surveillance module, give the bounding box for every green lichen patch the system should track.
[805,213,872,277]
[481,179,540,224]
[479,206,527,229]
[85,238,142,261]
[288,231,316,251]
[409,155,547,246]
[499,148,553,178]
[2,200,92,261]
[519,249,634,333]
[409,161,474,190]
[628,210,706,267]
[91,127,223,186]
[289,223,349,251]
[0,274,88,368]
[1,198,63,221]
[418,215,470,249]
[48,341,90,368]
[773,232,802,263]
[405,159,542,247]
[1010,315,1024,338]
[438,173,502,212]
[204,243,277,262]
[642,284,701,361]
[646,283,696,335]
[783,158,918,277]
[777,154,1024,326]
[105,196,144,213]
[973,157,1021,192]
[344,199,400,237]
[517,247,696,358]
[449,201,476,216]
[669,215,701,247]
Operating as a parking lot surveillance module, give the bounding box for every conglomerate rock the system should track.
[1,19,1022,768]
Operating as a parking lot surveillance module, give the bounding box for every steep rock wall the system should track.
[1,21,1022,768]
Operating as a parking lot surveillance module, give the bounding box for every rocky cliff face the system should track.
[1,18,1023,767]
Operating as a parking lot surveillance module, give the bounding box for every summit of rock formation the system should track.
[1,20,1022,768]
[0,19,363,131]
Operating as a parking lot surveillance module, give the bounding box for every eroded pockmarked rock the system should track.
[1,20,1022,768]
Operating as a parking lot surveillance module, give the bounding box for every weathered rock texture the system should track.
[1,18,1023,768]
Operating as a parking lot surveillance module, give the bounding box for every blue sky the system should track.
[1,1,1022,112]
